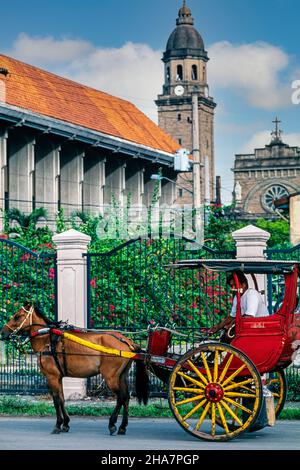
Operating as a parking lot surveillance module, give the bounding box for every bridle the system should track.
[6,305,34,337]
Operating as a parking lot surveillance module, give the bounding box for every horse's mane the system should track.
[31,303,58,326]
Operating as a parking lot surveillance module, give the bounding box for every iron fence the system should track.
[85,236,235,395]
[0,238,57,394]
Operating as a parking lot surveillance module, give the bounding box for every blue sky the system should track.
[1,0,300,201]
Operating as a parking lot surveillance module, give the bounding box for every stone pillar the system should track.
[232,224,270,303]
[143,172,161,208]
[290,194,300,246]
[60,143,84,217]
[125,160,144,207]
[83,150,105,215]
[52,229,91,399]
[8,130,35,214]
[104,160,126,205]
[0,129,7,231]
[35,138,60,225]
[160,179,176,206]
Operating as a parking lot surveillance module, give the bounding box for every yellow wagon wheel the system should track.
[168,342,263,441]
[266,369,287,418]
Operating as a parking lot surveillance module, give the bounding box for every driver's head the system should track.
[227,271,248,293]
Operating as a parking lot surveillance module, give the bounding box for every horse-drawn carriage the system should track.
[1,259,300,441]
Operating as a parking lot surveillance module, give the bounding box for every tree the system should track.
[6,208,48,236]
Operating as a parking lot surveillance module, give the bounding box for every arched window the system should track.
[166,67,170,82]
[176,65,183,81]
[177,113,181,121]
[191,65,198,80]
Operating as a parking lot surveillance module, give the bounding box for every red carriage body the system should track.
[159,259,300,441]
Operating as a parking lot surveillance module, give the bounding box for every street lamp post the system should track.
[150,174,193,195]
[192,90,201,209]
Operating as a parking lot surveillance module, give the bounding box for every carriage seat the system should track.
[147,329,171,356]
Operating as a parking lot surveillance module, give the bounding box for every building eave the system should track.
[0,104,176,167]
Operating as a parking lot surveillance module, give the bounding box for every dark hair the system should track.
[226,271,248,287]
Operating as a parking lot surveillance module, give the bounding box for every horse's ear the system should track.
[23,301,33,310]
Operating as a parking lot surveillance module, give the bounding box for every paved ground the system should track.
[0,417,299,450]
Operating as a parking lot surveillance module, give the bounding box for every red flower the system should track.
[90,278,97,288]
[3,284,12,290]
[20,253,30,262]
[48,268,55,279]
[50,294,55,299]
[141,298,147,303]
[109,305,116,312]
[39,242,54,249]
[192,302,198,309]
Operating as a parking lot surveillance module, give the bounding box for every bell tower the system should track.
[156,1,216,204]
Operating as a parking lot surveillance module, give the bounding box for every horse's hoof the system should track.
[62,426,70,433]
[117,428,126,435]
[109,425,117,436]
[51,428,61,435]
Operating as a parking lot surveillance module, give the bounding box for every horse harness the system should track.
[39,328,136,377]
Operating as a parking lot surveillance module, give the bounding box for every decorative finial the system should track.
[177,0,193,25]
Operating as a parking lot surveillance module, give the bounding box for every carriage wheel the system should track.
[168,342,263,441]
[266,369,287,418]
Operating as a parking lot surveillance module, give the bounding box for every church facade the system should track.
[233,119,300,219]
[156,1,216,205]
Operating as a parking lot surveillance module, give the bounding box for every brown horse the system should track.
[0,304,149,435]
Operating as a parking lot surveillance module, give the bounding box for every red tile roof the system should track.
[0,54,179,155]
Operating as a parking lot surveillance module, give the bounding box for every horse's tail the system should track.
[134,360,149,406]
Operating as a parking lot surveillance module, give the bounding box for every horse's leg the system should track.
[60,388,70,433]
[117,365,131,435]
[106,376,123,436]
[118,380,130,435]
[47,375,65,434]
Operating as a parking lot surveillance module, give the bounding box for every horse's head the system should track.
[0,304,36,340]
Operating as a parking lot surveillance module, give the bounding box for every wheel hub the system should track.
[205,383,224,402]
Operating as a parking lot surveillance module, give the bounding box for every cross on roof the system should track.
[271,117,283,143]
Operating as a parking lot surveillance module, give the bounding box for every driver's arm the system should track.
[208,315,235,335]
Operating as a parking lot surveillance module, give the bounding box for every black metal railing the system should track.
[84,236,235,395]
[0,238,57,395]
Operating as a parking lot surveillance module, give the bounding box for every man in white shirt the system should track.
[208,271,269,336]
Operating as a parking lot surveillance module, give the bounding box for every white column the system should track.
[84,155,105,214]
[52,229,91,399]
[0,130,7,230]
[125,162,144,207]
[232,224,270,300]
[104,163,126,206]
[60,145,84,217]
[8,132,35,214]
[290,195,300,246]
[35,139,60,225]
